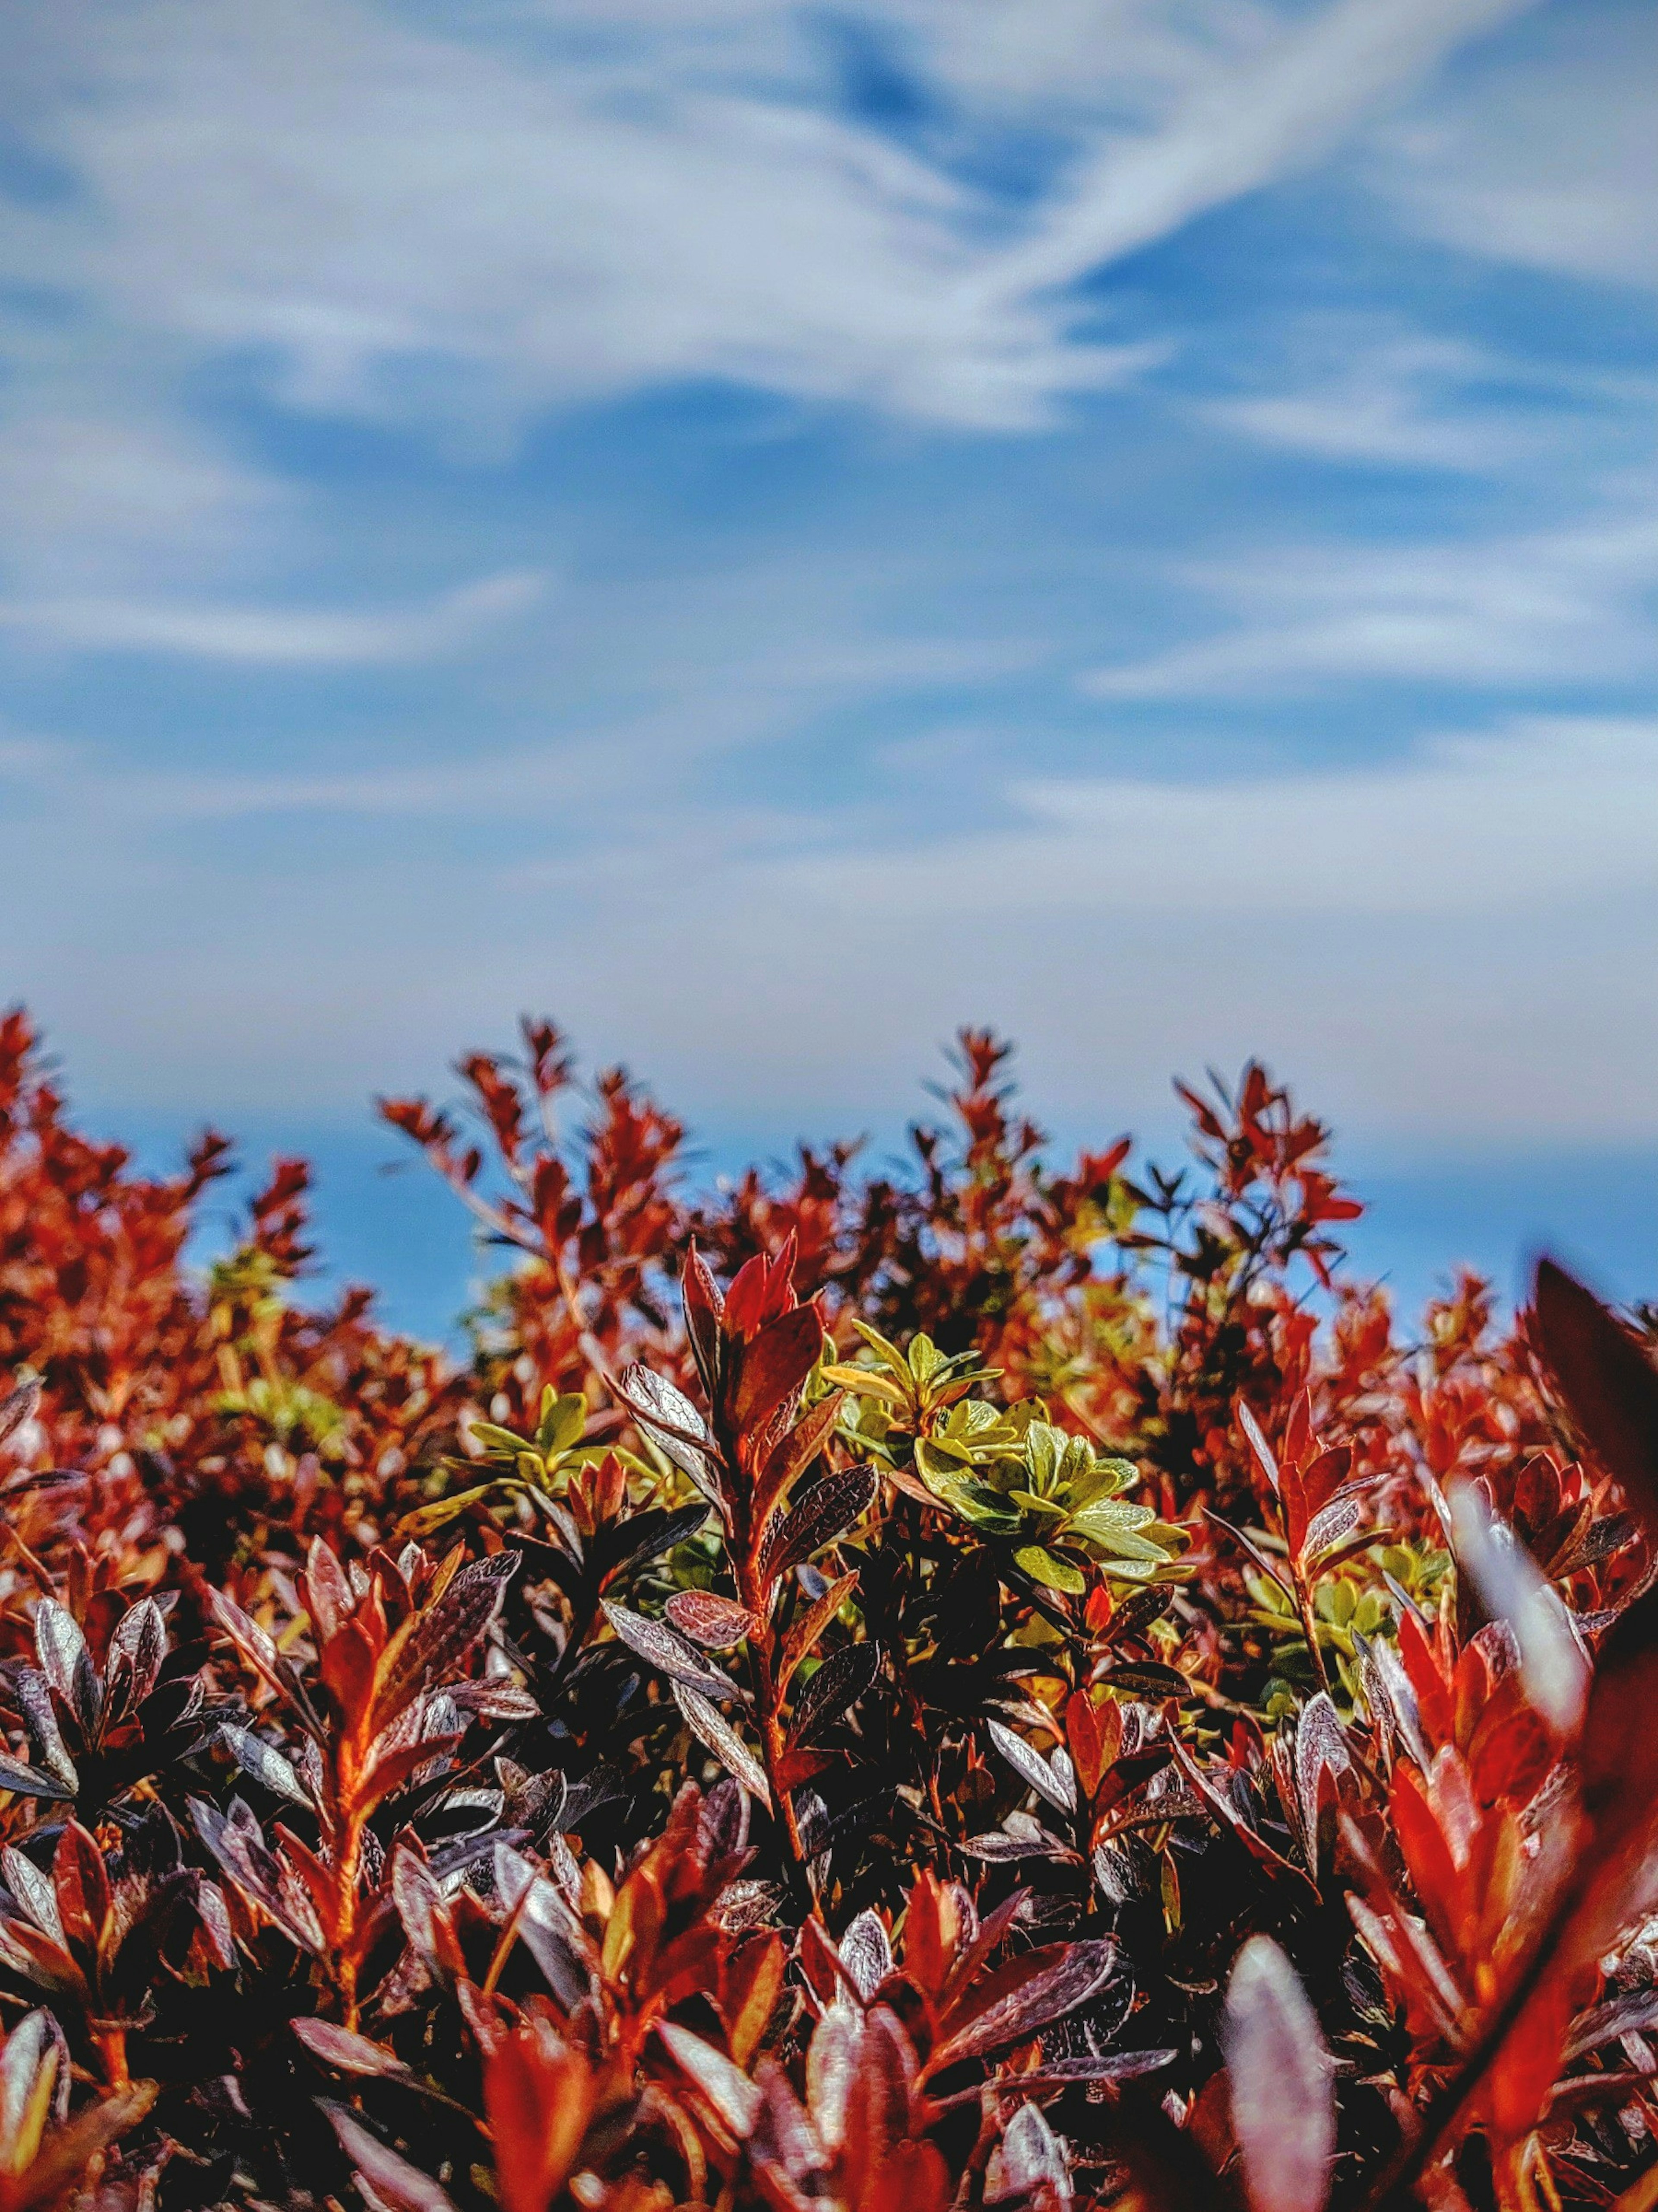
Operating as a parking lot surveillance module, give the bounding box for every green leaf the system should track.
[394,1483,501,1539]
[926,1472,1022,1533]
[535,1392,589,1457]
[907,1334,943,1385]
[1014,1544,1087,1595]
[916,1434,977,1478]
[1068,1498,1157,1542]
[850,1320,912,1381]
[1023,1422,1063,1492]
[466,1419,536,1461]
[1009,1490,1068,1520]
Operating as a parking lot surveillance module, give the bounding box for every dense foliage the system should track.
[0,1006,1655,2212]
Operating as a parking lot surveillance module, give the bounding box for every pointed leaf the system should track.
[1448,1482,1588,1735]
[758,1465,876,1589]
[672,1684,770,1808]
[613,1366,723,1503]
[32,1602,100,1736]
[790,1642,880,1746]
[988,1719,1077,1815]
[219,1725,313,1808]
[294,2019,414,2081]
[601,1601,743,1702]
[838,1909,892,2002]
[0,1377,41,1450]
[371,1552,517,1732]
[934,1940,1118,2066]
[657,2021,761,2138]
[323,2105,459,2212]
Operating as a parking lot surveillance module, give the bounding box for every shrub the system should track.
[0,1006,1653,2210]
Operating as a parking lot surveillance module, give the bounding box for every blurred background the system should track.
[1,0,1654,1340]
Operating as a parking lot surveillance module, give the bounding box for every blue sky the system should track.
[1,0,1655,1335]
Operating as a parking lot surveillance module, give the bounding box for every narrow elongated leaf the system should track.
[682,1244,726,1399]
[323,2105,459,2212]
[790,1642,880,1745]
[934,1939,1118,2066]
[1236,1399,1281,1495]
[10,1668,76,1792]
[779,1570,858,1696]
[601,1600,744,1702]
[1024,2048,1177,2083]
[961,1829,1079,1863]
[103,1598,167,1720]
[614,1366,723,1503]
[758,1465,876,1588]
[988,1719,1077,1815]
[1448,1482,1589,1735]
[657,2020,762,2138]
[371,1552,517,1732]
[205,1588,321,1733]
[672,1683,771,1807]
[493,1843,594,2011]
[1224,1936,1334,2212]
[220,1725,313,1808]
[32,1601,100,1736]
[755,1391,845,1523]
[0,1752,75,1803]
[1301,1496,1363,1566]
[2,1846,65,1944]
[837,1908,892,2002]
[0,1376,41,1449]
[294,2019,414,2081]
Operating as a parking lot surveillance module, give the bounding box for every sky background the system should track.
[1,0,1655,1338]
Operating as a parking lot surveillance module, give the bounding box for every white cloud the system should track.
[0,569,547,664]
[1203,328,1532,471]
[0,0,1536,436]
[1084,499,1658,697]
[971,0,1538,304]
[775,717,1658,920]
[0,0,1573,670]
[1376,2,1658,291]
[0,410,290,595]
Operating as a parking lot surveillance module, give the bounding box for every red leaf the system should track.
[664,1591,755,1649]
[733,1303,824,1439]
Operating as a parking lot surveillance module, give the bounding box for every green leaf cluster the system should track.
[829,1324,1187,1596]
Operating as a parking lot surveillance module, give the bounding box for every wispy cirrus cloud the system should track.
[0,569,548,666]
[1084,494,1658,699]
[2,0,1538,441]
[967,0,1540,307]
[777,717,1658,920]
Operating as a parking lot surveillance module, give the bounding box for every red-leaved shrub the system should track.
[0,1005,1652,2212]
